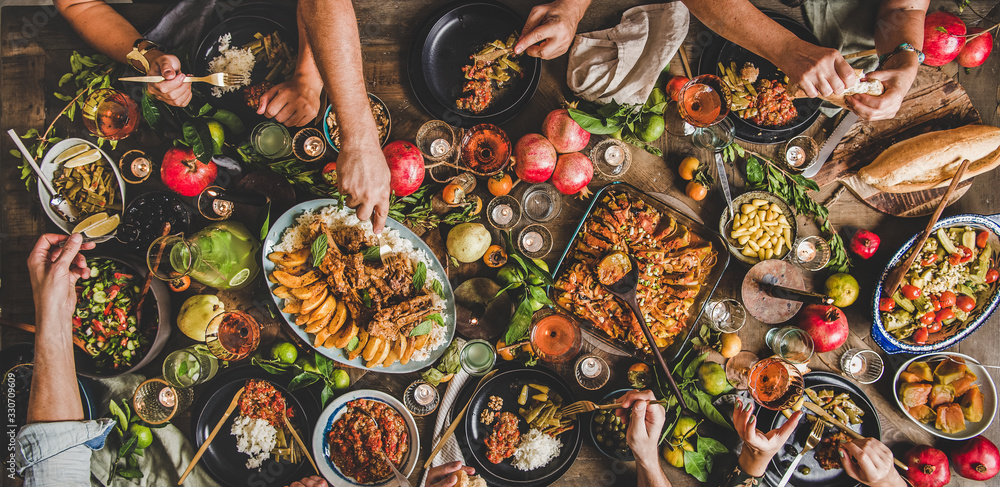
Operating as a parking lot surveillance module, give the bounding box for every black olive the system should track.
[784,444,799,456]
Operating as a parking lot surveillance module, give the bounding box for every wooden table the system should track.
[2,1,999,486]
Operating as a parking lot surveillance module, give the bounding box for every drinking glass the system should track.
[789,236,831,271]
[132,378,194,424]
[521,183,562,222]
[840,349,884,384]
[741,356,804,410]
[518,224,553,259]
[82,88,140,140]
[529,309,582,364]
[460,339,496,376]
[205,311,261,361]
[486,195,522,230]
[677,74,732,128]
[692,118,735,150]
[251,121,293,159]
[701,298,746,333]
[163,345,219,388]
[765,326,814,364]
[460,124,510,175]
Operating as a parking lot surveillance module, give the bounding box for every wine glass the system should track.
[734,356,804,410]
[81,88,140,140]
[676,74,732,148]
[205,311,261,361]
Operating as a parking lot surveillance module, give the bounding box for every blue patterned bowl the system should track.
[871,213,1000,354]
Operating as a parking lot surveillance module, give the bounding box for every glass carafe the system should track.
[147,221,260,290]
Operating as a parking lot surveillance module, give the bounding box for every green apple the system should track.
[177,294,225,341]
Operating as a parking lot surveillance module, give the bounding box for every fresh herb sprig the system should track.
[387,184,479,230]
[722,144,851,272]
[497,231,554,346]
[567,99,666,156]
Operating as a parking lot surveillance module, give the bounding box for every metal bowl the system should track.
[717,190,797,266]
[871,213,1000,354]
[322,93,391,152]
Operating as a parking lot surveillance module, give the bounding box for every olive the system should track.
[595,433,605,443]
[617,431,626,440]
[616,447,629,458]
[784,444,799,456]
[781,460,792,470]
[594,413,606,425]
[798,466,811,475]
[604,439,615,449]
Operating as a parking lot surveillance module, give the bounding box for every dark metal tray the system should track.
[548,182,729,363]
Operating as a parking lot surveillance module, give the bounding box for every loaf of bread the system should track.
[858,124,1000,193]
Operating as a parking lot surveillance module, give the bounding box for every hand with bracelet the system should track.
[845,47,921,121]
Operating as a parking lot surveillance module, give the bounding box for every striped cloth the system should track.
[419,370,471,487]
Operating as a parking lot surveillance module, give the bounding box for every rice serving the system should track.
[208,33,254,98]
[512,428,562,471]
[273,205,449,361]
[231,415,278,469]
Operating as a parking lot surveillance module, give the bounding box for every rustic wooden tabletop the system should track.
[2,1,999,486]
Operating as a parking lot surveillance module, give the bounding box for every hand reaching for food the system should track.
[839,438,907,487]
[845,55,919,121]
[337,137,392,234]
[776,39,857,98]
[514,0,590,59]
[257,74,324,127]
[28,233,96,329]
[614,390,665,468]
[288,475,329,487]
[427,461,480,487]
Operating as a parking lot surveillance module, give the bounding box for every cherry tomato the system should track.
[986,268,999,284]
[949,245,974,265]
[931,297,942,312]
[927,321,943,333]
[913,327,929,344]
[939,291,957,308]
[919,312,935,325]
[920,253,938,266]
[878,297,896,312]
[977,230,989,249]
[935,308,955,323]
[956,295,976,312]
[901,284,921,300]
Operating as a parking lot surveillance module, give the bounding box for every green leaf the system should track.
[360,290,373,307]
[413,261,427,290]
[693,389,733,430]
[108,400,128,430]
[259,200,271,241]
[288,372,321,391]
[567,108,621,135]
[647,101,667,114]
[345,336,360,351]
[431,279,446,299]
[697,436,729,458]
[684,352,709,380]
[53,91,73,102]
[311,233,328,267]
[362,246,381,261]
[177,360,189,377]
[745,156,764,184]
[118,435,137,458]
[117,467,143,479]
[198,103,213,117]
[409,321,432,337]
[141,93,161,130]
[256,361,286,375]
[505,299,534,344]
[182,120,214,163]
[315,353,334,377]
[683,450,709,482]
[526,285,553,305]
[321,384,336,406]
[66,103,77,121]
[59,72,74,87]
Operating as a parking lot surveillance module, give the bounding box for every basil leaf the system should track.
[413,261,427,290]
[426,313,445,327]
[683,450,709,482]
[288,372,321,391]
[345,336,360,351]
[311,234,328,267]
[259,200,271,241]
[409,321,432,337]
[745,156,764,184]
[362,246,381,261]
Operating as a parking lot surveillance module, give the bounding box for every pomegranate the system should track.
[795,304,848,353]
[542,109,590,153]
[551,152,593,196]
[950,435,1000,480]
[958,27,994,68]
[904,445,951,487]
[160,147,218,197]
[923,11,967,66]
[382,140,424,197]
[848,228,880,259]
[513,133,557,183]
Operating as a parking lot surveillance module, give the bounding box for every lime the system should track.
[496,263,525,287]
[54,144,91,164]
[129,424,153,450]
[824,273,860,308]
[271,342,298,364]
[610,128,623,140]
[637,115,666,142]
[697,361,731,397]
[331,369,350,390]
[206,120,225,155]
[295,356,319,373]
[212,109,245,135]
[229,268,251,287]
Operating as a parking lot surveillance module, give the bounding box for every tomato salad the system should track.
[72,258,150,369]
[327,399,408,483]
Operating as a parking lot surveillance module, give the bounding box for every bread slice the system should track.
[858,124,1000,193]
[455,470,487,487]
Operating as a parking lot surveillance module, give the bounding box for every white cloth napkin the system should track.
[418,370,472,487]
[567,4,690,105]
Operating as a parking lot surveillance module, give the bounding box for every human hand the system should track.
[615,389,665,469]
[337,137,391,234]
[733,401,802,477]
[513,0,588,59]
[257,74,324,127]
[146,53,192,107]
[845,54,919,121]
[27,234,96,332]
[841,438,907,487]
[776,39,857,98]
[426,461,476,487]
[288,476,329,487]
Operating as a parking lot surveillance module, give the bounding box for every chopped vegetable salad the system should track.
[73,258,150,369]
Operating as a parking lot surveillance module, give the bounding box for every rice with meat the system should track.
[231,415,277,469]
[512,428,562,471]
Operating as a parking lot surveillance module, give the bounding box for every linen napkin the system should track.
[567,4,690,105]
[419,370,472,487]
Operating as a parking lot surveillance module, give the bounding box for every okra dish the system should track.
[73,258,152,369]
[879,227,1000,344]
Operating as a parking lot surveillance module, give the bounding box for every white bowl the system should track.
[37,138,126,236]
[893,352,997,440]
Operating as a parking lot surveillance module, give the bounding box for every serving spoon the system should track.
[7,129,79,223]
[597,251,689,412]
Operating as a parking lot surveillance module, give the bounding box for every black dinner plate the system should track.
[407,0,541,128]
[192,15,296,121]
[191,366,319,487]
[696,11,823,144]
[451,365,582,486]
[756,371,881,487]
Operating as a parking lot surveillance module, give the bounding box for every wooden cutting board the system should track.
[812,66,982,217]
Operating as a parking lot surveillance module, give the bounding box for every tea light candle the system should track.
[130,157,151,178]
[521,231,543,252]
[430,138,451,157]
[158,387,176,408]
[785,145,806,167]
[579,356,603,378]
[413,383,436,406]
[491,203,514,226]
[796,240,817,262]
[212,199,234,218]
[604,145,624,166]
[303,136,325,157]
[848,354,865,375]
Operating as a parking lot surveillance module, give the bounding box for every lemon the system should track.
[72,213,119,237]
[229,268,251,287]
[63,148,102,168]
[54,144,91,164]
[672,415,698,441]
[71,212,109,235]
[663,440,694,468]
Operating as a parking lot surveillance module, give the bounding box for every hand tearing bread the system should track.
[858,124,1000,193]
[455,470,487,487]
[790,69,885,109]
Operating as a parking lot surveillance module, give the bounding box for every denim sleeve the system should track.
[14,419,116,487]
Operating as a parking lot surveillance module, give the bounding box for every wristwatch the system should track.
[126,38,162,73]
[879,42,925,68]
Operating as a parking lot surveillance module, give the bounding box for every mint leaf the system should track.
[431,279,445,299]
[311,234,328,267]
[413,261,427,290]
[362,245,381,261]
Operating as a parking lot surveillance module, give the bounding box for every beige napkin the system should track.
[567,4,690,105]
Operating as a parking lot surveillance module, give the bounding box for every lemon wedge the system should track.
[71,213,120,237]
[63,149,102,168]
[54,144,91,164]
[71,212,108,234]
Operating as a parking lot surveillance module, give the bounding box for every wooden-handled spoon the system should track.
[883,159,971,297]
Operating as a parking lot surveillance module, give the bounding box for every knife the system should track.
[759,273,835,305]
[715,151,735,219]
[802,110,859,178]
